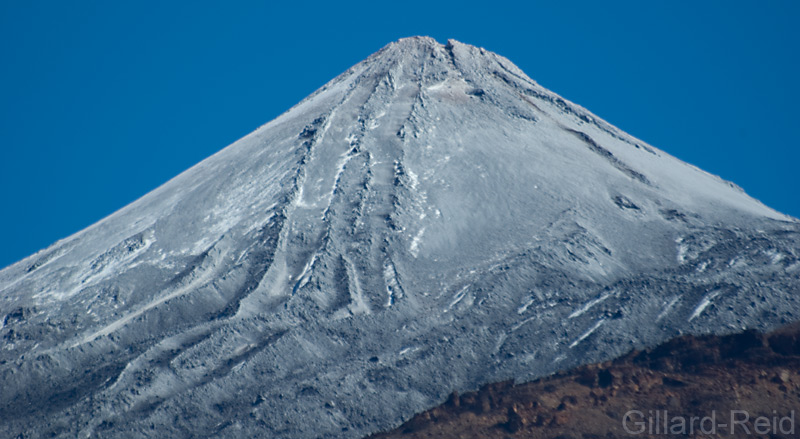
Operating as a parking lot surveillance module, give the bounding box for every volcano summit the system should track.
[1,37,798,438]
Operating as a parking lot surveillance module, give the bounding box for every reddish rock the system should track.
[369,323,800,439]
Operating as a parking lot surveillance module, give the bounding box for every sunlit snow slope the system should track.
[1,37,798,439]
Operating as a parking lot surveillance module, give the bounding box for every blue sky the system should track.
[1,1,798,269]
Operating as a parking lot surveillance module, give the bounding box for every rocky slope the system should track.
[370,324,800,439]
[0,37,798,438]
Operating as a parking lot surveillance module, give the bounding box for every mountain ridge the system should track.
[0,37,798,438]
[369,322,800,439]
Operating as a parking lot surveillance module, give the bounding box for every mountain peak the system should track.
[389,35,441,48]
[1,38,797,439]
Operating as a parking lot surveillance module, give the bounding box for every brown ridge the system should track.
[369,323,800,438]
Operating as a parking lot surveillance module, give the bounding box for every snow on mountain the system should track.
[1,36,798,438]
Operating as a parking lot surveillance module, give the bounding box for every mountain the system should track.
[1,36,798,438]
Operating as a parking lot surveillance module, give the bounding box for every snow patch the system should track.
[517,296,536,315]
[398,346,417,356]
[676,237,687,263]
[324,150,356,211]
[493,333,508,354]
[689,290,722,322]
[407,168,419,190]
[383,261,402,307]
[426,81,447,91]
[569,319,605,348]
[409,227,425,257]
[568,292,611,319]
[511,316,536,332]
[764,249,784,264]
[448,285,469,310]
[345,257,370,315]
[656,296,681,322]
[293,184,311,208]
[292,253,318,295]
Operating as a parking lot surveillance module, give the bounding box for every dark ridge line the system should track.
[216,212,287,319]
[563,128,652,186]
[102,329,290,432]
[492,68,658,156]
[443,41,462,78]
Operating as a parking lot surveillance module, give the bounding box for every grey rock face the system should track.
[1,36,798,438]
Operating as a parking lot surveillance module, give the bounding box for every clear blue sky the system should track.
[1,1,798,269]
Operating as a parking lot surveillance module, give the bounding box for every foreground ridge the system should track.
[370,323,800,439]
